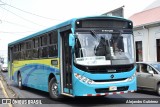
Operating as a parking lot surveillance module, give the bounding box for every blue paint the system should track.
[73,77,136,96]
[72,65,137,96]
[73,66,136,80]
[23,67,37,86]
[13,64,59,92]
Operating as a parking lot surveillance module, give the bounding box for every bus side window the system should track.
[41,34,48,58]
[48,31,58,57]
[33,38,39,59]
[26,40,33,59]
[38,37,42,58]
[20,42,25,60]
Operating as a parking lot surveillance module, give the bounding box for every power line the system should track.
[0,6,46,27]
[0,1,64,21]
[0,31,35,34]
[1,19,35,29]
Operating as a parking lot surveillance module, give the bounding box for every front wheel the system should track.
[49,78,62,100]
[157,84,160,96]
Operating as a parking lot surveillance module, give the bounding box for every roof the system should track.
[129,6,160,27]
[144,0,160,11]
[8,16,129,46]
[8,18,76,46]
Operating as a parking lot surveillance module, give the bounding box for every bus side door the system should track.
[60,28,73,95]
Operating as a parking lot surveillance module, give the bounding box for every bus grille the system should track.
[95,86,129,93]
[94,78,127,82]
[75,64,134,74]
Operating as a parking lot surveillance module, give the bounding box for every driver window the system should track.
[141,64,157,74]
[147,66,152,73]
[140,64,147,73]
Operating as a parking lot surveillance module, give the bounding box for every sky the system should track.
[0,0,157,56]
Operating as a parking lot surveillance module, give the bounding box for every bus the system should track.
[8,16,137,99]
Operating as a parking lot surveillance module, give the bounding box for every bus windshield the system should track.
[74,32,134,66]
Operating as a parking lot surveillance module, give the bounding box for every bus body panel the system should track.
[73,76,136,96]
[73,66,136,80]
[11,59,60,92]
[72,65,136,96]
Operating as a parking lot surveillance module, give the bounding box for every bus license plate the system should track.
[109,86,117,91]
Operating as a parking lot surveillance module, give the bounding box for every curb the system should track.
[0,72,20,107]
[0,72,19,99]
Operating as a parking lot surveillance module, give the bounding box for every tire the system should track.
[49,78,62,100]
[18,73,24,90]
[157,84,160,96]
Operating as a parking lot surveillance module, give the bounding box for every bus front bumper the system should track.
[73,77,137,96]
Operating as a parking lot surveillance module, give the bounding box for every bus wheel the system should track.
[49,78,61,100]
[157,84,160,96]
[18,73,24,89]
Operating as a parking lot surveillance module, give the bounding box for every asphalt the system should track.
[0,71,18,107]
[0,73,9,107]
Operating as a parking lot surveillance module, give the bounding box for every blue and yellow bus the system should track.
[8,16,137,99]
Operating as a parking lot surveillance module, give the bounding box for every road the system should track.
[1,71,160,107]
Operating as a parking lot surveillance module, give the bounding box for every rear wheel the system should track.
[18,73,24,89]
[49,78,62,100]
[157,84,160,96]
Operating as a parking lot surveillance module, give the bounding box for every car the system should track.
[136,62,160,96]
[0,61,8,72]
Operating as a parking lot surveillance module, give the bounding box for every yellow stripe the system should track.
[11,58,60,76]
[0,80,13,107]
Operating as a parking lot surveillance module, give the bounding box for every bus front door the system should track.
[60,30,73,96]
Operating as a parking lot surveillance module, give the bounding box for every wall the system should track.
[134,25,160,62]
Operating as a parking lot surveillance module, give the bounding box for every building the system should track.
[129,0,160,62]
[102,6,124,17]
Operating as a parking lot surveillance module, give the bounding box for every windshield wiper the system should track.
[90,30,106,45]
[90,30,99,40]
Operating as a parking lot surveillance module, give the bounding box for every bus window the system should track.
[48,31,58,57]
[33,38,39,58]
[20,43,25,60]
[26,40,32,59]
[42,35,48,46]
[41,35,48,58]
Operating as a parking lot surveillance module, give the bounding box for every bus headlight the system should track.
[127,73,136,82]
[74,73,93,84]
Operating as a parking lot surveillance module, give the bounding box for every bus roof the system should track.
[8,15,130,46]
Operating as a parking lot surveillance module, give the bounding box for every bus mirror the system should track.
[69,34,75,47]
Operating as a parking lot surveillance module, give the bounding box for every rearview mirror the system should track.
[149,70,154,76]
[69,33,75,48]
